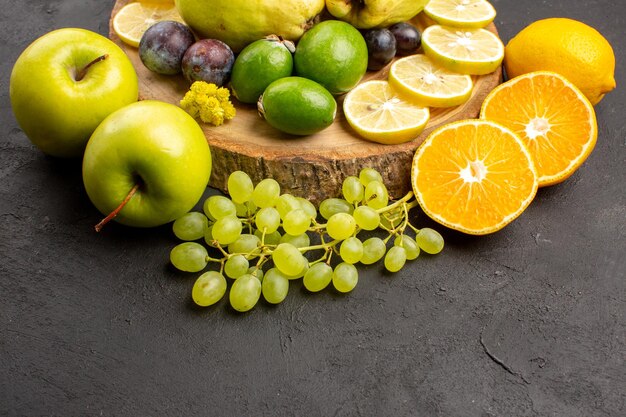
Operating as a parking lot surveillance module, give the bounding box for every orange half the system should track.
[411,119,538,235]
[480,71,597,186]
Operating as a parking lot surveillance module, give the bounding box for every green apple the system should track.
[10,28,138,158]
[82,100,212,230]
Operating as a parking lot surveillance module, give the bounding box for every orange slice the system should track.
[113,2,184,48]
[411,119,538,235]
[480,71,597,186]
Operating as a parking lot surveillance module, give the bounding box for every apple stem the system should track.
[75,54,109,82]
[94,183,140,232]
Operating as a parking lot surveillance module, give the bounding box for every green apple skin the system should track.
[10,28,138,158]
[82,100,212,229]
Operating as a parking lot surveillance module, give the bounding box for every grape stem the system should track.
[377,190,414,214]
[215,243,230,258]
[408,223,421,234]
[255,255,268,269]
[297,239,339,253]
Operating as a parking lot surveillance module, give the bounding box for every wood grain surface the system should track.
[109,0,503,202]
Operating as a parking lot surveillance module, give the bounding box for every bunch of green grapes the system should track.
[168,168,444,312]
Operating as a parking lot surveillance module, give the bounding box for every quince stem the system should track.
[94,183,140,232]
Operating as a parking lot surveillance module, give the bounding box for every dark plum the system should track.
[139,20,195,75]
[363,28,396,71]
[389,22,421,56]
[181,39,235,86]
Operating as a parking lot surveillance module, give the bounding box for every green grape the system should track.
[235,201,257,217]
[394,235,420,260]
[326,213,356,241]
[332,263,359,293]
[172,211,208,241]
[283,209,311,236]
[170,242,208,272]
[204,225,216,247]
[297,197,317,220]
[384,246,406,272]
[359,167,383,186]
[272,243,307,276]
[229,274,262,312]
[211,215,242,245]
[270,261,309,281]
[416,228,445,254]
[262,269,289,304]
[192,271,227,307]
[228,234,261,256]
[342,175,364,204]
[361,237,386,265]
[254,229,282,245]
[264,267,290,284]
[203,195,237,220]
[279,232,310,249]
[319,198,353,220]
[248,267,264,281]
[252,178,280,208]
[286,261,309,280]
[364,180,389,210]
[275,194,302,219]
[340,236,363,264]
[303,263,333,292]
[255,207,281,234]
[224,254,250,279]
[353,205,380,231]
[228,170,254,204]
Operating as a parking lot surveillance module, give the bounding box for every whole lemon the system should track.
[504,18,616,105]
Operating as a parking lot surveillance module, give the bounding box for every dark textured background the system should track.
[1,1,624,416]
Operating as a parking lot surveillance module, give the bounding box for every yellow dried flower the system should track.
[180,81,236,126]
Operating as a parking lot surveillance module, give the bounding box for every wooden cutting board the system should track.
[109,1,502,203]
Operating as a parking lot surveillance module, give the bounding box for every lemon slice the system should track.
[422,25,504,75]
[343,80,430,145]
[113,2,185,48]
[424,0,496,29]
[389,54,473,107]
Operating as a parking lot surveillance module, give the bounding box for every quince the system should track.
[174,0,325,52]
[325,0,429,28]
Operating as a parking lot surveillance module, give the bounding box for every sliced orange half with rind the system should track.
[113,2,185,48]
[480,71,597,186]
[389,54,473,108]
[411,119,538,235]
[343,80,430,145]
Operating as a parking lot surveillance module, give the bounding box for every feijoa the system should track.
[230,36,294,104]
[294,20,368,95]
[258,76,336,136]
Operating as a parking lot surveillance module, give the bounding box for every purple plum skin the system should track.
[139,20,196,75]
[388,22,421,56]
[181,39,235,86]
[363,28,397,71]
